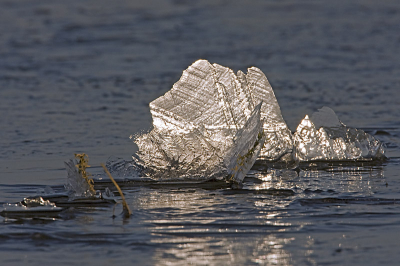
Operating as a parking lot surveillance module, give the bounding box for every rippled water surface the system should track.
[1,0,400,265]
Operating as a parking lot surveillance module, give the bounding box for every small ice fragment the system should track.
[0,197,63,218]
[36,186,55,195]
[64,159,95,197]
[294,108,385,161]
[23,197,58,208]
[103,187,115,198]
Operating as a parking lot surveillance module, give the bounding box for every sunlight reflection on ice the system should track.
[125,61,385,183]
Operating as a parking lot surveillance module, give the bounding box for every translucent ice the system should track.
[294,107,385,161]
[133,59,289,182]
[105,157,147,179]
[224,103,266,183]
[241,66,293,161]
[134,102,265,183]
[64,159,95,197]
[130,60,385,182]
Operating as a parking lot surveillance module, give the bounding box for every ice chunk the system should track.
[294,115,357,161]
[133,59,291,182]
[147,59,292,161]
[0,197,63,218]
[132,60,385,180]
[294,107,385,161]
[64,159,95,197]
[134,103,265,182]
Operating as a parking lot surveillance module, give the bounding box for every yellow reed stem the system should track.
[75,153,96,195]
[101,163,132,218]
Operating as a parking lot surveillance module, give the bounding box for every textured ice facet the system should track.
[147,60,292,160]
[243,67,293,161]
[294,107,385,161]
[133,59,288,181]
[134,102,265,183]
[225,103,266,183]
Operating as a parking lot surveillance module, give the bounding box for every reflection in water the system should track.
[131,187,295,265]
[250,235,294,265]
[0,160,391,265]
[150,233,294,266]
[299,165,385,196]
[125,164,386,265]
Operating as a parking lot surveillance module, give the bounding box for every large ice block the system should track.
[132,60,385,182]
[133,59,291,181]
[139,59,292,158]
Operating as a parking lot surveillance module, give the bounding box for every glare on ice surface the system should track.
[133,59,286,181]
[134,102,265,183]
[129,60,386,183]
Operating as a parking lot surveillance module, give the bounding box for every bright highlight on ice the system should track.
[130,59,385,184]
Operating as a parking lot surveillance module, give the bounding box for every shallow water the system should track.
[1,0,400,265]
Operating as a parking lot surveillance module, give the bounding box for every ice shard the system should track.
[225,103,266,183]
[240,67,293,161]
[294,107,385,161]
[64,159,95,197]
[133,59,290,182]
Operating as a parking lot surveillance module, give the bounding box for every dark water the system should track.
[1,0,400,265]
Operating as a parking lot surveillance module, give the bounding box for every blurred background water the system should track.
[0,0,399,265]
